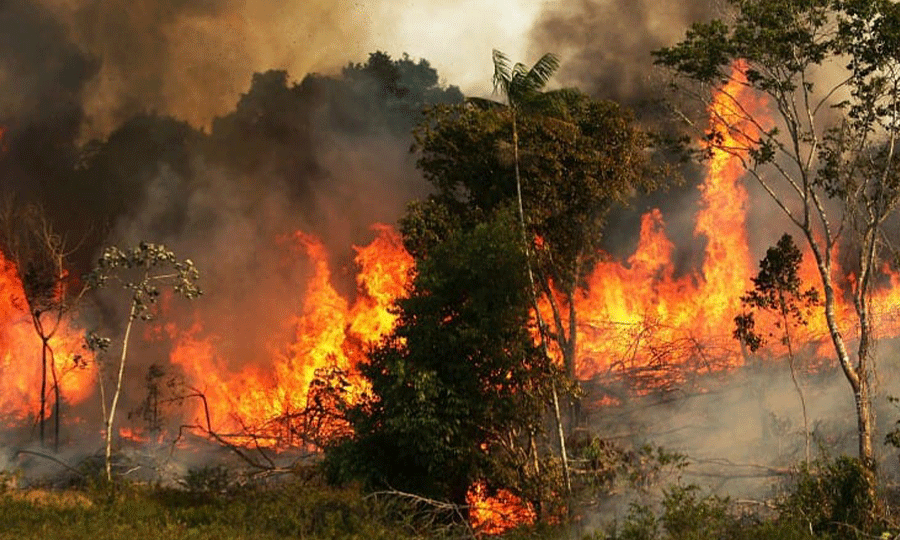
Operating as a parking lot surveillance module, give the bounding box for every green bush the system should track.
[181,465,232,494]
[659,485,735,540]
[780,456,878,538]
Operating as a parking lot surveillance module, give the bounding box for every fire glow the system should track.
[2,64,900,533]
[0,250,95,427]
[169,224,413,443]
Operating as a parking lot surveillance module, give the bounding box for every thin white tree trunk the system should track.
[780,306,809,465]
[106,301,136,483]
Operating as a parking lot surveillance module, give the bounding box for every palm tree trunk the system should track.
[510,110,572,497]
[39,340,46,446]
[49,345,60,452]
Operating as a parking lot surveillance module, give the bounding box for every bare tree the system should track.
[0,197,86,449]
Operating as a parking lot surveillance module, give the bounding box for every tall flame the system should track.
[169,224,413,443]
[572,66,759,384]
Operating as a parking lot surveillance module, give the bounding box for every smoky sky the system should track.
[531,0,719,105]
[17,0,541,137]
[39,0,383,135]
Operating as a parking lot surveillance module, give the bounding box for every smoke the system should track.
[0,0,97,211]
[580,342,900,524]
[0,0,543,137]
[31,0,379,134]
[531,0,718,105]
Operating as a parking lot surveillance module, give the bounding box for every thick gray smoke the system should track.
[528,0,721,271]
[531,0,718,105]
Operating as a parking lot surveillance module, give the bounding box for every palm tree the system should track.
[472,50,561,239]
[471,50,572,496]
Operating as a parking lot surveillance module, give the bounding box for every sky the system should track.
[372,0,546,95]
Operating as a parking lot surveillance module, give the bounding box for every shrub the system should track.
[780,456,879,538]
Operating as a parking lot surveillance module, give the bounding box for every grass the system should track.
[0,479,466,540]
[1,454,891,540]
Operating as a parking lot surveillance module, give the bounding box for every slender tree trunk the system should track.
[551,385,571,496]
[48,344,60,452]
[97,358,108,433]
[780,304,809,465]
[813,246,877,517]
[566,288,580,426]
[106,301,137,483]
[855,291,876,509]
[856,378,874,467]
[39,334,47,446]
[510,110,572,497]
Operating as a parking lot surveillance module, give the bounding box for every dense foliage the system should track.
[329,210,559,507]
[411,90,662,382]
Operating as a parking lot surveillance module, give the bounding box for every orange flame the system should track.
[0,249,95,426]
[569,65,760,383]
[466,481,536,535]
[565,63,900,388]
[168,224,413,445]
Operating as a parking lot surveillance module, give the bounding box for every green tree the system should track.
[414,79,659,391]
[654,0,900,499]
[734,233,819,464]
[330,210,558,511]
[86,242,200,482]
[413,61,662,500]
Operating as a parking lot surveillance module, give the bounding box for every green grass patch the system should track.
[0,480,462,540]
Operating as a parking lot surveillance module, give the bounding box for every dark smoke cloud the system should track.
[0,0,97,203]
[531,0,718,106]
[32,0,394,135]
[529,0,724,273]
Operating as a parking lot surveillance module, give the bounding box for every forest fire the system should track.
[466,481,536,535]
[1,57,900,537]
[567,65,900,389]
[168,224,413,445]
[0,249,94,428]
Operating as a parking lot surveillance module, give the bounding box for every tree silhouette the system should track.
[0,199,86,450]
[734,233,819,464]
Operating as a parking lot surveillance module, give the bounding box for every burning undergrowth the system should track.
[1,2,900,536]
[0,49,457,452]
[0,53,897,466]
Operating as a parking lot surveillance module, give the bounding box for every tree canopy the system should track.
[330,210,557,507]
[411,89,661,380]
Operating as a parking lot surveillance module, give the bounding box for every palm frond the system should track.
[490,49,562,108]
[525,53,560,91]
[492,49,512,99]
